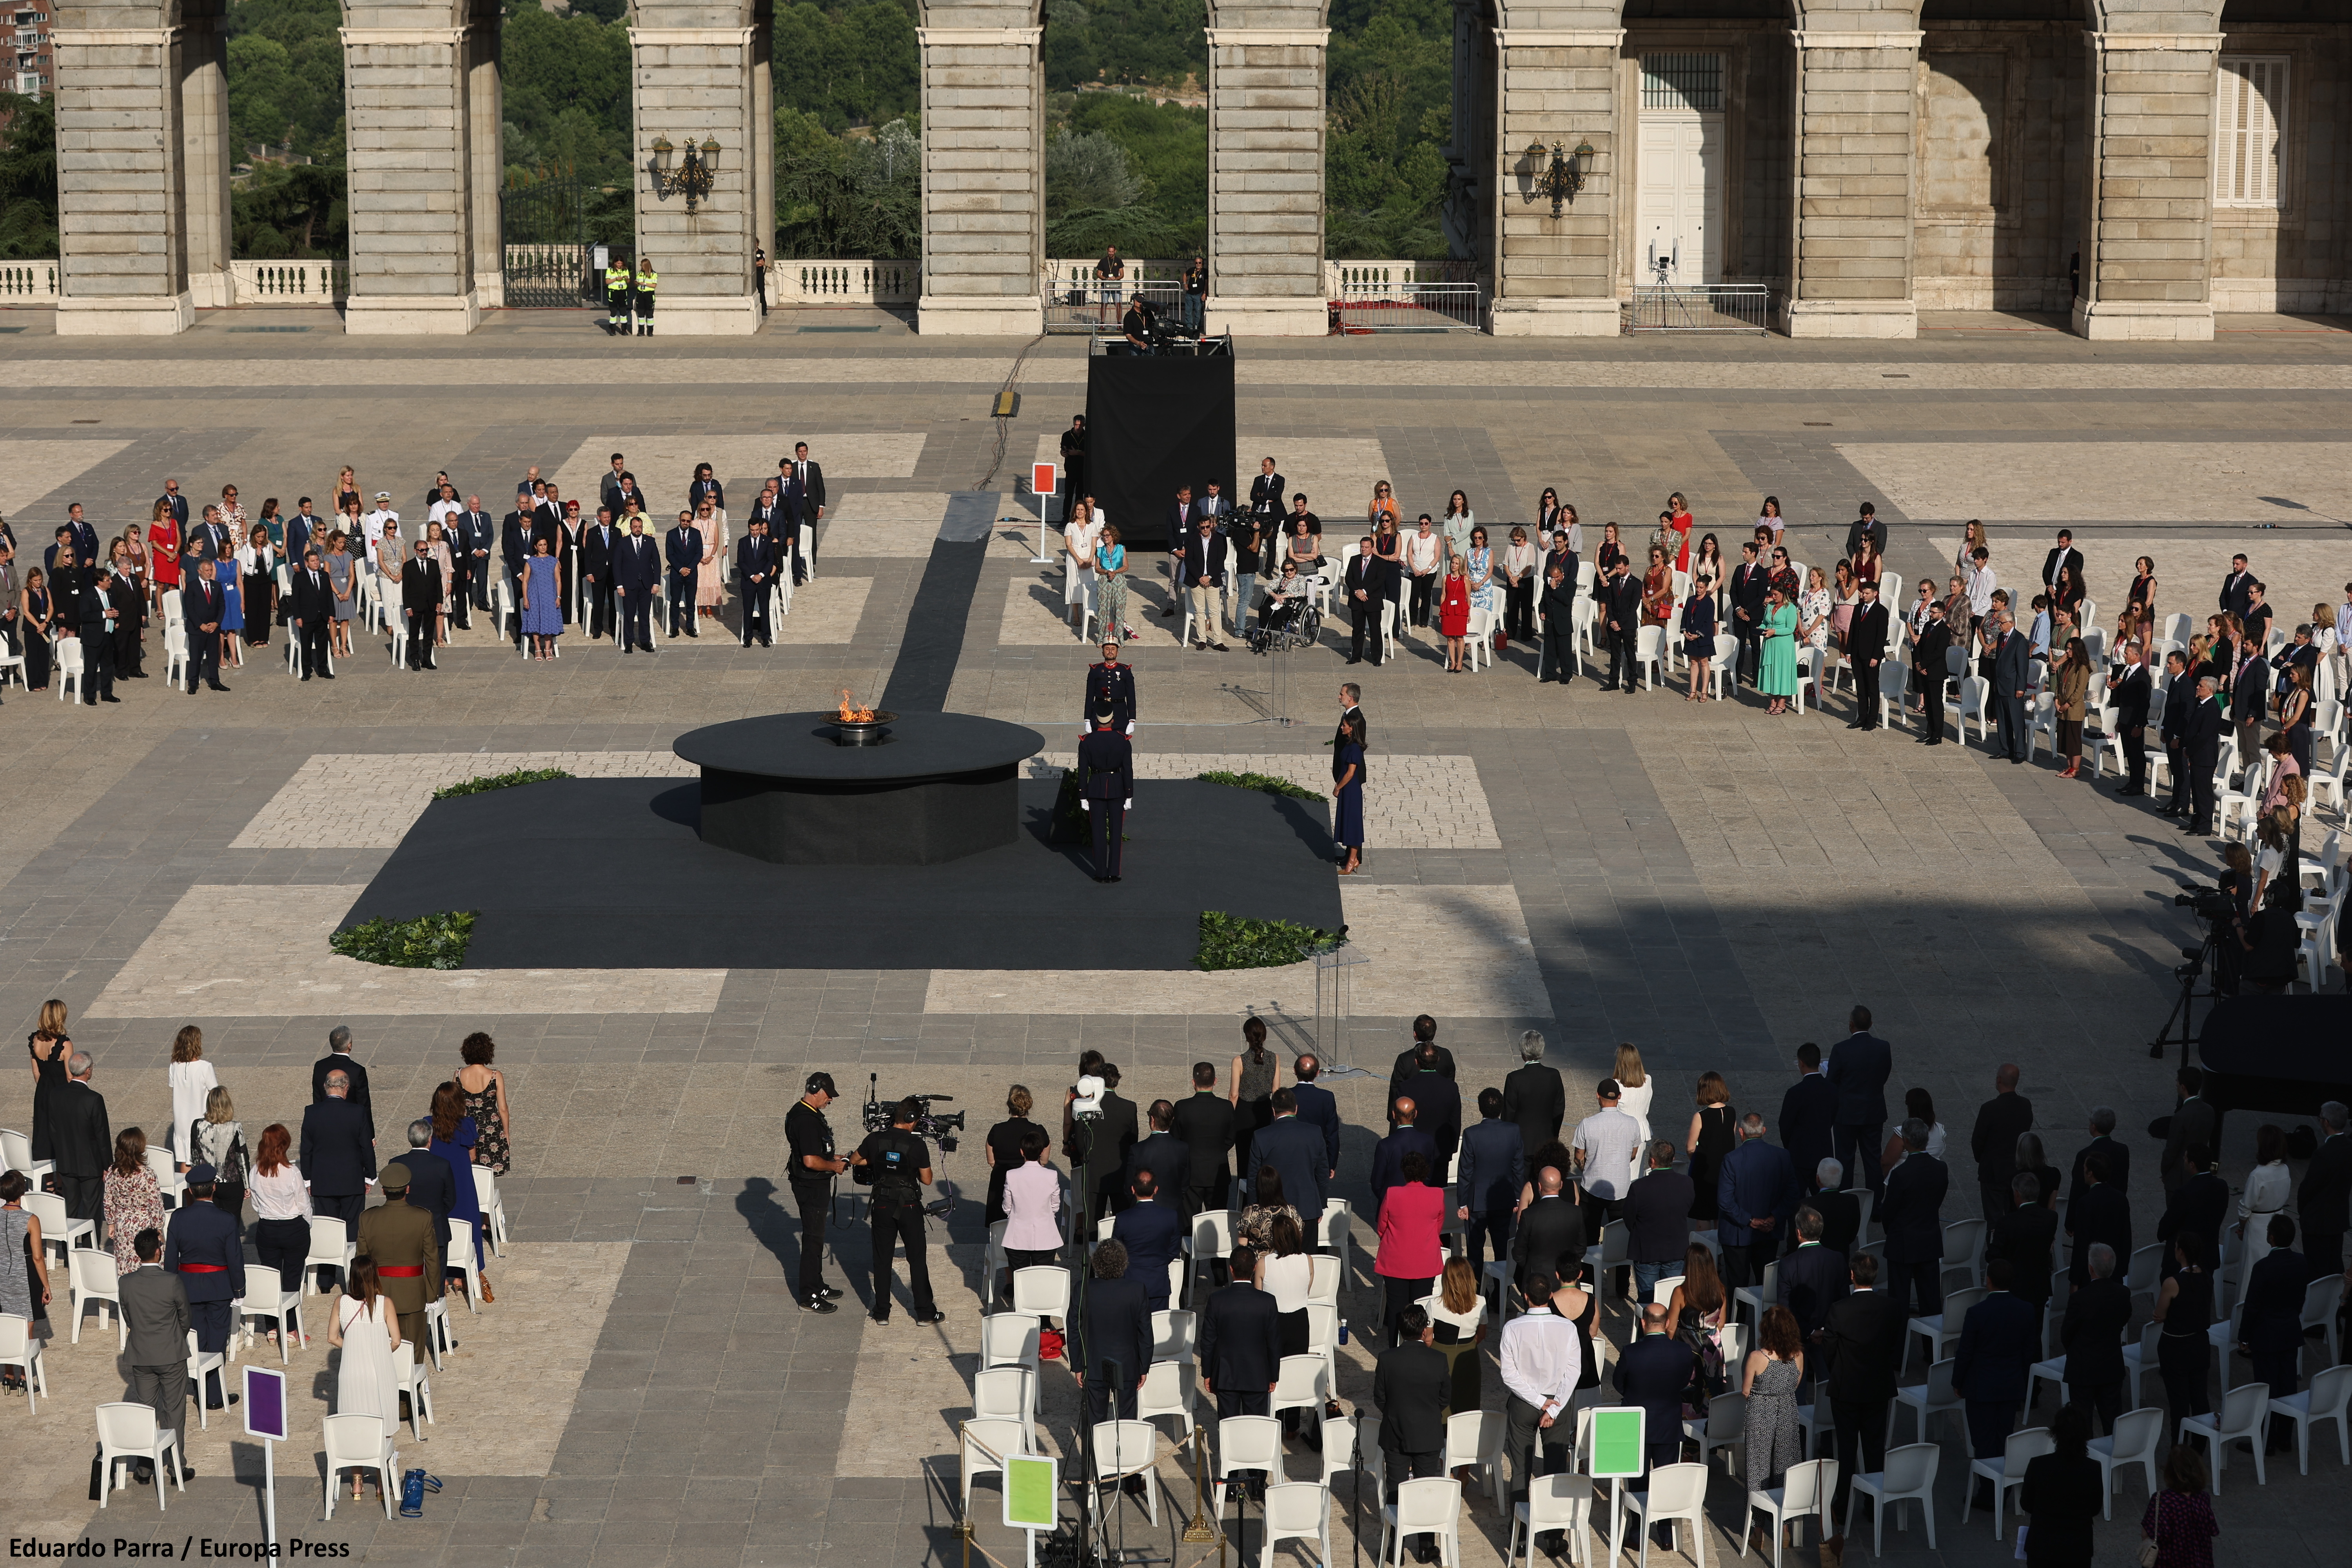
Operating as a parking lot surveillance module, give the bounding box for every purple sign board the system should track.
[244,1364,289,1441]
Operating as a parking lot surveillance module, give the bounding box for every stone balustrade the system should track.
[778,259,919,305]
[0,260,59,299]
[230,259,350,304]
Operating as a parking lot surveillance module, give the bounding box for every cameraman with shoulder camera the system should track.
[786,1073,849,1314]
[852,1098,945,1326]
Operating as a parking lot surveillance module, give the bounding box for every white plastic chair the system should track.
[1743,1455,1837,1566]
[472,1166,509,1256]
[443,1218,479,1312]
[1634,624,1664,690]
[1685,1390,1747,1479]
[960,1415,1029,1513]
[1893,1357,1961,1445]
[320,1410,398,1519]
[1733,1257,1780,1332]
[392,1339,434,1440]
[1465,603,1496,672]
[2268,1362,2352,1475]
[143,1145,186,1209]
[1213,1413,1284,1519]
[1093,1418,1161,1525]
[1192,1211,1235,1294]
[1307,1252,1341,1306]
[982,1311,1043,1412]
[1907,1286,1984,1369]
[1946,675,1990,745]
[1306,1300,1341,1395]
[305,1216,354,1294]
[1940,1219,1987,1290]
[1963,1425,2053,1537]
[68,1248,125,1347]
[0,1312,48,1410]
[185,1327,227,1430]
[1260,1480,1332,1568]
[2301,1274,2346,1364]
[2180,1381,2270,1491]
[1270,1353,1328,1444]
[1381,1474,1463,1568]
[1507,1471,1590,1568]
[1137,1358,1194,1442]
[2089,1405,2162,1514]
[1011,1265,1071,1323]
[0,1128,53,1185]
[1151,1308,1196,1364]
[1707,633,1736,700]
[1617,1461,1708,1568]
[240,1281,308,1361]
[973,1364,1037,1449]
[1442,1407,1505,1500]
[1324,1411,1382,1490]
[1844,1441,1938,1557]
[95,1401,185,1509]
[24,1190,91,1264]
[2122,1322,2163,1408]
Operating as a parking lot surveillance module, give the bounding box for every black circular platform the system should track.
[671,711,1045,866]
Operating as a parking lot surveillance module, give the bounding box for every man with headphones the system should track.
[786,1073,849,1312]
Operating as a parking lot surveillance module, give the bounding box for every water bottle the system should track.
[1337,1318,1349,1345]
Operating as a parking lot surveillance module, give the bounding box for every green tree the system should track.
[0,91,59,258]
[500,8,633,185]
[1056,91,1206,256]
[772,1,921,132]
[230,160,347,258]
[227,0,343,155]
[1085,0,1205,88]
[1325,7,1452,258]
[772,107,921,257]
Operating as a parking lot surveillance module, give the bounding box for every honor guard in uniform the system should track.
[163,1163,245,1407]
[633,258,658,336]
[1083,639,1137,734]
[785,1074,848,1312]
[1076,709,1135,883]
[852,1098,944,1325]
[604,258,632,334]
[358,1160,442,1352]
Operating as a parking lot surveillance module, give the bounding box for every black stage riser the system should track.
[1084,353,1237,553]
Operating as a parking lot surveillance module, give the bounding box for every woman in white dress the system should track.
[694,498,729,618]
[2234,1122,2293,1295]
[330,1257,401,1499]
[1612,1043,1654,1149]
[167,1025,220,1170]
[1063,499,1101,634]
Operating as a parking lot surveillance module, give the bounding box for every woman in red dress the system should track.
[145,500,181,612]
[1437,556,1471,672]
[1666,491,1695,572]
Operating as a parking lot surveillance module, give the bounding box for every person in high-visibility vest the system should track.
[633,259,657,336]
[604,260,632,333]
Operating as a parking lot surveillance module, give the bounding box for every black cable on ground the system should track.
[975,329,1051,494]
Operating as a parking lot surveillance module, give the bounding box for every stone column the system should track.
[1203,24,1328,336]
[342,24,483,334]
[2073,30,2222,341]
[179,0,232,310]
[752,33,775,289]
[916,20,1045,335]
[466,26,503,309]
[1489,29,1621,336]
[630,21,762,335]
[1784,29,1921,339]
[50,15,193,334]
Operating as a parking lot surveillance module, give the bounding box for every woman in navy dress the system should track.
[429,1082,491,1299]
[1332,714,1366,875]
[520,536,562,660]
[1681,583,1718,702]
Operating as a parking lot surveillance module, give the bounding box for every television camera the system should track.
[860,1073,964,1151]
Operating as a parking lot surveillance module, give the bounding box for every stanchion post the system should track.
[1181,1423,1215,1544]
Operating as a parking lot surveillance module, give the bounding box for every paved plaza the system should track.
[0,310,2347,1566]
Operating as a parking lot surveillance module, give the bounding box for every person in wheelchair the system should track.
[1248,558,1314,651]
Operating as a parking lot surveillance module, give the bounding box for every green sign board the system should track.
[1003,1454,1059,1532]
[1586,1407,1646,1479]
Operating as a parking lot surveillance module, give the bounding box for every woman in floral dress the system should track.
[456,1033,512,1176]
[103,1128,165,1277]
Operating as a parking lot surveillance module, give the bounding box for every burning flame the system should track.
[837,690,876,723]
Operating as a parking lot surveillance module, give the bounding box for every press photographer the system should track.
[851,1096,947,1326]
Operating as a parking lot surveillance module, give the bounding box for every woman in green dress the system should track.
[1759,584,1799,714]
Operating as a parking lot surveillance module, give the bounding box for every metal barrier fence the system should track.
[1046,279,1184,334]
[1333,281,1483,332]
[1624,284,1772,333]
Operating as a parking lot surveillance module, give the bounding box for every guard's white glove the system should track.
[1123,798,1132,811]
[1125,722,1135,735]
[1080,799,1091,812]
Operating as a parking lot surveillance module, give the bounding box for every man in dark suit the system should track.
[784,441,827,536]
[1991,1172,2058,1310]
[1779,1043,1837,1194]
[1717,1113,1798,1288]
[1374,1304,1452,1563]
[664,511,702,637]
[2301,1102,2352,1276]
[1199,1268,1283,1425]
[1370,1097,1437,1215]
[2156,652,2194,817]
[1386,1020,1455,1121]
[164,1164,244,1407]
[1844,503,1886,562]
[300,1069,377,1228]
[119,1229,192,1483]
[580,506,620,641]
[1991,611,2034,761]
[2040,530,2083,603]
[181,558,229,692]
[64,501,103,570]
[1290,1054,1342,1188]
[459,495,496,618]
[2240,1215,2310,1451]
[613,515,660,652]
[2157,1143,2228,1274]
[1954,1259,2040,1499]
[1162,484,1194,563]
[597,454,636,520]
[1777,1207,1849,1375]
[1077,1240,1153,1435]
[2230,639,2270,763]
[747,479,785,578]
[393,1117,457,1290]
[1248,456,1286,521]
[1598,555,1641,692]
[1614,1301,1696,1550]
[1112,1170,1183,1314]
[1818,1256,1900,1555]
[288,548,336,679]
[1457,1088,1525,1273]
[1825,1006,1894,1199]
[1913,599,1954,744]
[1731,541,1769,684]
[51,1052,110,1221]
[398,539,441,670]
[1811,1171,1862,1257]
[1969,1063,2034,1222]
[1343,537,1384,664]
[1171,1063,1236,1215]
[1512,1168,1586,1290]
[2065,1154,2132,1289]
[1085,1065,1140,1218]
[53,546,118,704]
[2067,1108,2130,1211]
[2180,674,2224,834]
[499,489,533,633]
[1537,561,1578,683]
[2105,639,2154,795]
[1502,1030,1565,1158]
[1845,579,1890,729]
[312,1027,374,1144]
[105,559,143,679]
[2159,1067,2219,1196]
[1626,1139,1695,1302]
[1245,1089,1329,1237]
[1880,1120,1949,1320]
[2218,554,2253,620]
[1396,1043,1461,1169]
[1123,1102,1189,1212]
[154,478,189,531]
[2060,1242,2132,1432]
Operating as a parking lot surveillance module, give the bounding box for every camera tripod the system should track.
[2149,919,2227,1064]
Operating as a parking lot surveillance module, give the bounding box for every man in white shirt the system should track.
[1570,1078,1643,1241]
[1498,1270,1582,1544]
[1965,546,1996,628]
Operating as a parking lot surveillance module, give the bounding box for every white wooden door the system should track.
[1636,114,1724,284]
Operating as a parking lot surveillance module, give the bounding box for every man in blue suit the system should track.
[1613,1302,1695,1550]
[1111,1170,1184,1313]
[1880,1119,1949,1320]
[1717,1112,1799,1288]
[613,515,661,652]
[1777,1206,1847,1396]
[1370,1096,1437,1215]
[1778,1043,1838,1194]
[1245,1089,1328,1238]
[1123,1100,1191,1213]
[664,510,703,637]
[1077,1241,1153,1433]
[1825,1005,1894,1199]
[1953,1258,2040,1506]
[1991,610,2035,761]
[1290,1055,1342,1185]
[164,1164,245,1407]
[1455,1088,1524,1272]
[396,1116,458,1290]
[299,1069,377,1228]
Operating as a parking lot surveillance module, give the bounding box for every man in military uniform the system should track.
[163,1163,245,1407]
[604,258,632,334]
[853,1098,944,1325]
[357,1160,441,1353]
[1083,639,1137,734]
[785,1073,848,1312]
[737,515,778,646]
[1077,708,1134,884]
[633,256,658,336]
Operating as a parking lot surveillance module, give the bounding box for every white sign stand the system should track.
[244,1364,289,1550]
[1028,463,1061,563]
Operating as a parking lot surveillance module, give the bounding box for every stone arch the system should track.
[911,0,1048,334]
[1200,0,1329,335]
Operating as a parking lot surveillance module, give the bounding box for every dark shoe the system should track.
[320,672,335,680]
[1208,642,1229,652]
[817,1285,844,1299]
[1344,656,1360,665]
[102,693,122,703]
[913,1310,946,1325]
[207,682,229,692]
[803,1296,838,1313]
[301,674,312,682]
[869,1312,890,1324]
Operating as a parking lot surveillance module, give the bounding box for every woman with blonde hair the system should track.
[167,1025,219,1171]
[25,998,70,1167]
[191,1086,249,1220]
[1367,479,1400,533]
[331,466,363,519]
[1955,519,1989,577]
[1062,496,1099,634]
[146,498,181,612]
[1426,1254,1488,1418]
[1612,1044,1652,1146]
[1094,522,1130,642]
